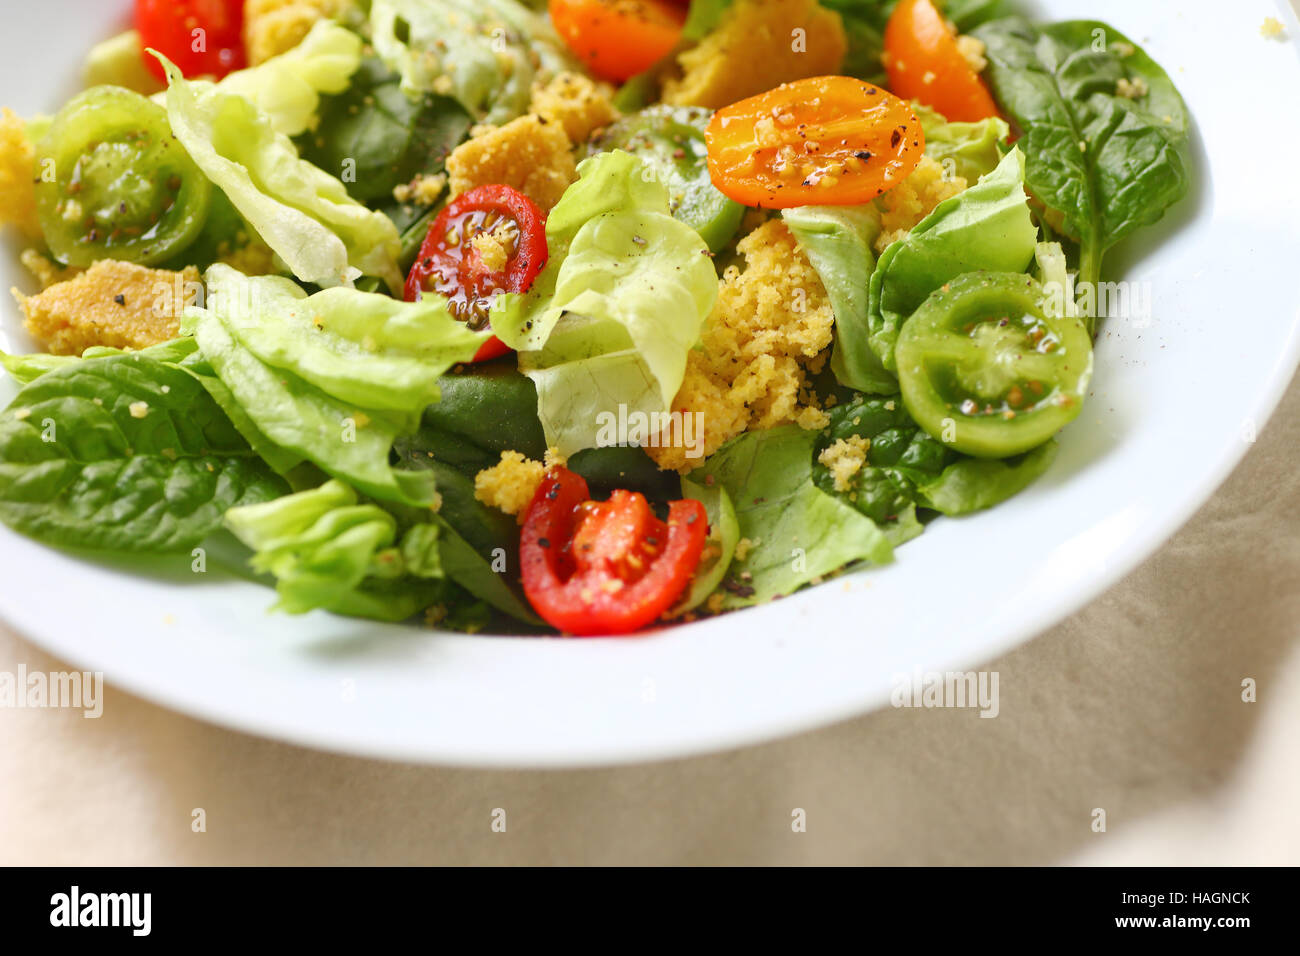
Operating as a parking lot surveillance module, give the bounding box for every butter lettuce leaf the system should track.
[225,479,452,620]
[491,151,718,457]
[867,147,1038,371]
[782,203,894,395]
[914,103,1011,183]
[370,0,573,124]
[691,426,894,608]
[185,265,485,505]
[159,56,403,291]
[209,20,363,138]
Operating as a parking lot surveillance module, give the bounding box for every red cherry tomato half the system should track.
[520,467,708,636]
[405,185,548,363]
[136,0,246,81]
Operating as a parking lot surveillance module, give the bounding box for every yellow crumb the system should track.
[474,450,547,522]
[1260,16,1286,39]
[13,261,201,356]
[128,401,150,419]
[705,592,726,614]
[955,35,987,73]
[529,72,619,146]
[393,172,447,207]
[446,114,577,211]
[817,435,870,492]
[468,219,519,274]
[875,155,967,253]
[0,107,39,240]
[733,537,759,562]
[244,0,346,65]
[543,446,567,469]
[648,220,834,472]
[1115,76,1149,100]
[663,0,847,109]
[19,249,82,289]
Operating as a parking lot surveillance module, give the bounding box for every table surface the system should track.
[2,362,1296,866]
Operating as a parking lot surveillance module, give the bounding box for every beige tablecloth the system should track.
[2,368,1297,866]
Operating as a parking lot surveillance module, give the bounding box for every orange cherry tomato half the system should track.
[548,0,687,83]
[884,0,1000,123]
[520,467,708,635]
[705,75,926,209]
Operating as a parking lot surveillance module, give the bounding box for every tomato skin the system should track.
[549,0,687,83]
[706,76,925,209]
[895,272,1093,458]
[884,0,999,123]
[520,467,708,636]
[405,185,547,363]
[136,0,246,81]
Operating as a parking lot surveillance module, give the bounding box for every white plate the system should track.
[2,0,1299,767]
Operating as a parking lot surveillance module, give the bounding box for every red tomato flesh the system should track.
[520,467,708,635]
[405,185,548,363]
[136,0,246,81]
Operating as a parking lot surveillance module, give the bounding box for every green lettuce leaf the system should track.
[0,352,287,552]
[186,265,485,505]
[209,20,364,138]
[491,151,718,457]
[914,103,1011,183]
[915,441,1057,515]
[867,147,1038,371]
[673,475,738,615]
[2,338,199,386]
[159,56,403,291]
[690,426,894,608]
[782,204,894,395]
[369,0,573,124]
[225,479,452,620]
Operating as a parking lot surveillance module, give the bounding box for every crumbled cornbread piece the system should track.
[13,261,201,356]
[244,0,346,65]
[875,155,967,252]
[818,435,870,492]
[663,0,847,109]
[529,72,619,146]
[1260,16,1286,39]
[733,537,758,562]
[468,219,519,274]
[19,249,82,290]
[648,221,834,473]
[1115,76,1149,100]
[0,107,39,240]
[446,114,578,211]
[955,35,988,73]
[474,451,547,522]
[393,172,447,207]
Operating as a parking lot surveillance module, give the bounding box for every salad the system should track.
[0,0,1190,636]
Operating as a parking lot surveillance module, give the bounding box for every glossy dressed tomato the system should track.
[549,0,688,83]
[884,0,999,123]
[706,75,925,209]
[895,272,1094,458]
[405,185,548,363]
[520,467,708,635]
[136,0,246,81]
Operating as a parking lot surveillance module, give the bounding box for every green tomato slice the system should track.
[35,86,212,267]
[895,272,1093,458]
[592,104,744,253]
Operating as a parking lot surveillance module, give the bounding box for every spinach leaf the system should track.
[973,18,1191,309]
[0,353,287,552]
[814,392,1057,520]
[299,56,473,205]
